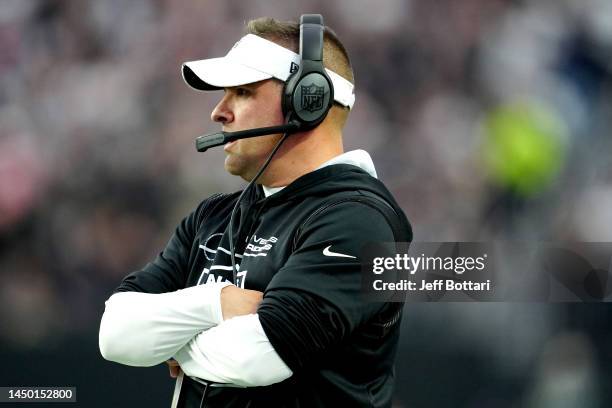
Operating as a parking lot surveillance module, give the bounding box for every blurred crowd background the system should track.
[1,0,612,406]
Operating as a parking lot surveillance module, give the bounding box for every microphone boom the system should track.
[196,122,301,152]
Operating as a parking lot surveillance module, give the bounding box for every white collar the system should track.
[262,150,377,197]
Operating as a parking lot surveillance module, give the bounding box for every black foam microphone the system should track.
[195,122,301,152]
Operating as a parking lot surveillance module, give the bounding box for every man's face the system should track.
[211,79,285,181]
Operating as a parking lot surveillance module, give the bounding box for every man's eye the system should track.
[235,88,250,97]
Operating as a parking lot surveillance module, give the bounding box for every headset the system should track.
[195,14,334,152]
[282,14,334,130]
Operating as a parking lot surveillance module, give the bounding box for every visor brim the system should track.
[182,58,273,91]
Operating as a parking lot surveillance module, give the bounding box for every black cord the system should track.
[228,131,291,284]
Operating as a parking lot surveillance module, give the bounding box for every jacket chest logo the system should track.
[195,234,278,288]
[244,235,278,257]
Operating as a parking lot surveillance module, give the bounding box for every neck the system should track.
[259,127,343,188]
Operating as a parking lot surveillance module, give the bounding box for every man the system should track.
[99,16,412,407]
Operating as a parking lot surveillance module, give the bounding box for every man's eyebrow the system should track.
[226,83,254,91]
[236,80,270,89]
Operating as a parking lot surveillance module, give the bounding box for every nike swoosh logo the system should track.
[323,245,356,259]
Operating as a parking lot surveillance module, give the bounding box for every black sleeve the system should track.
[114,195,218,294]
[257,201,395,372]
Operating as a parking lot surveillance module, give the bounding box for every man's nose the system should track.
[211,96,234,124]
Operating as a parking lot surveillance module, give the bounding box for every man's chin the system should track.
[224,161,240,176]
[224,160,251,181]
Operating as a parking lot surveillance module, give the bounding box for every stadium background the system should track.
[1,0,612,406]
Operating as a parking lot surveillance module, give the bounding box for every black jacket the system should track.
[116,164,413,407]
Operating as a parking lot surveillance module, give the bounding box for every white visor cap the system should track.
[182,34,355,109]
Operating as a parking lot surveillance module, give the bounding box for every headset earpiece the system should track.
[282,14,334,129]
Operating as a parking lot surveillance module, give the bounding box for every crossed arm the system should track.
[99,201,397,387]
[99,283,292,387]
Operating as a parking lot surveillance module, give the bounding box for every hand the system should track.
[166,359,182,378]
[221,285,263,320]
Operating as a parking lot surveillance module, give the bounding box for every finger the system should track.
[169,365,180,378]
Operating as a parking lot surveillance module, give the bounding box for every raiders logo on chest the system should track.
[195,234,280,290]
